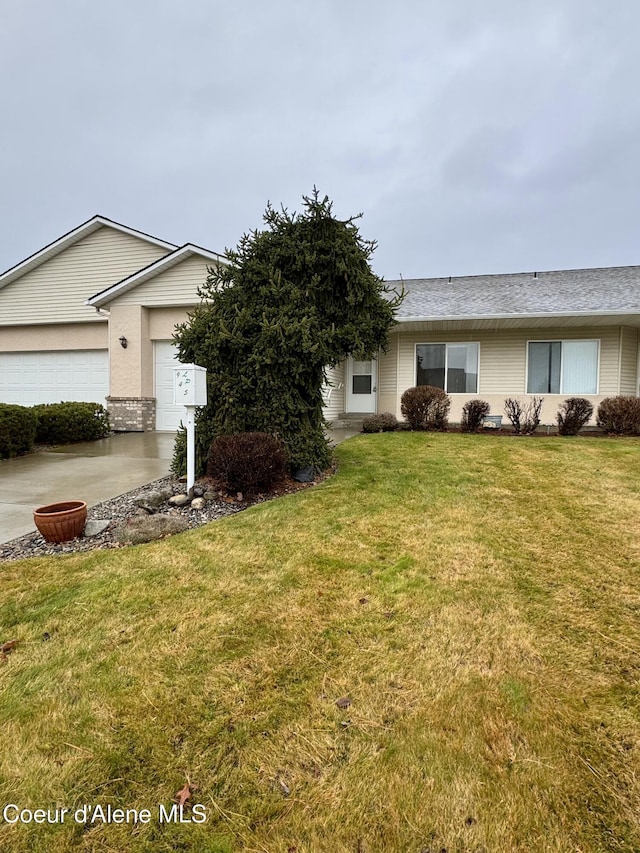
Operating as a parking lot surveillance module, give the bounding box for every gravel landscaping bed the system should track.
[0,477,248,563]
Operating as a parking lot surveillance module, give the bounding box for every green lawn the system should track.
[1,433,640,852]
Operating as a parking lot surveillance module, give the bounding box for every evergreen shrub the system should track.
[170,415,214,478]
[362,412,398,433]
[460,399,490,433]
[401,386,450,431]
[207,432,288,495]
[0,404,37,459]
[33,402,110,444]
[557,398,594,436]
[173,191,402,474]
[596,396,640,434]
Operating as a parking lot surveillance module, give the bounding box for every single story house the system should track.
[1,215,639,430]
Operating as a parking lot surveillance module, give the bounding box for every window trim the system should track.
[525,338,600,395]
[414,341,481,394]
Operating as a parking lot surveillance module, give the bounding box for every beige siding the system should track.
[108,255,213,306]
[0,227,169,326]
[392,326,625,425]
[322,362,346,421]
[378,336,398,415]
[0,322,107,351]
[619,326,638,395]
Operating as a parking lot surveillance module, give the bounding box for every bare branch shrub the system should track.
[504,397,544,435]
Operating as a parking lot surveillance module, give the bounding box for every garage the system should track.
[154,341,187,431]
[0,350,108,407]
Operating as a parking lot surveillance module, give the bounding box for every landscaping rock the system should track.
[293,466,314,483]
[168,494,191,507]
[190,497,206,510]
[115,514,190,545]
[135,487,172,509]
[192,484,205,498]
[82,519,112,538]
[0,470,326,564]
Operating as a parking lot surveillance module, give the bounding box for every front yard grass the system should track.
[1,433,639,852]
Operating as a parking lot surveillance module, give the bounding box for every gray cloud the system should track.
[1,1,639,281]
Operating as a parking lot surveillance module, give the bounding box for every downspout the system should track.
[92,306,111,402]
[618,326,623,394]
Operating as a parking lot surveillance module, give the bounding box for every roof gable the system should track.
[0,215,177,291]
[87,244,225,307]
[0,220,175,327]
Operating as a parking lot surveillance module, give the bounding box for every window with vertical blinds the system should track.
[527,340,598,394]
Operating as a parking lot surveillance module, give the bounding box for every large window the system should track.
[416,343,479,393]
[527,340,598,394]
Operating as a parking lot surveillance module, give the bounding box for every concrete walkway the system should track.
[0,427,360,545]
[0,432,174,544]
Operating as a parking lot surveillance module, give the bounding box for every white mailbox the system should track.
[173,364,207,407]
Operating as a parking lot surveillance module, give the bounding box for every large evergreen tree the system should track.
[173,190,403,473]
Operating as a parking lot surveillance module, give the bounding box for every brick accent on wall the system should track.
[106,397,156,432]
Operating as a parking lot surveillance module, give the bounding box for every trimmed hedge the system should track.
[33,402,111,445]
[461,399,490,433]
[207,432,288,495]
[362,412,398,433]
[596,396,640,435]
[401,385,450,431]
[557,397,593,436]
[0,404,37,459]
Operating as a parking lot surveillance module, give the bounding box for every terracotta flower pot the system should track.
[33,501,87,543]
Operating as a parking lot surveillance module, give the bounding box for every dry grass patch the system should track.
[1,433,639,851]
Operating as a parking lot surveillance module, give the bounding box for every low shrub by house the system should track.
[596,396,640,435]
[207,432,288,495]
[557,397,594,436]
[504,397,543,435]
[0,404,37,459]
[362,412,398,433]
[33,402,110,445]
[460,399,490,433]
[401,385,450,431]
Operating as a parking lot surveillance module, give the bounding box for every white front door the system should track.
[154,341,187,431]
[346,356,377,413]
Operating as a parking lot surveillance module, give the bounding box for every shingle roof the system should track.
[387,265,640,320]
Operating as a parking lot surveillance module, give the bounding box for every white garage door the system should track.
[0,350,108,406]
[154,341,187,431]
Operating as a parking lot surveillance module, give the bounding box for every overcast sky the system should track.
[1,1,639,282]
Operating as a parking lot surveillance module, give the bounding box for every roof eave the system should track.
[395,309,640,323]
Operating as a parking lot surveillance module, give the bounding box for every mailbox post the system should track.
[173,364,208,493]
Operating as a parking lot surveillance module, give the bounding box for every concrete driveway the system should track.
[0,432,175,544]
